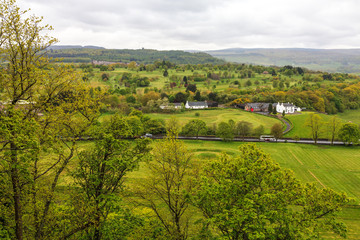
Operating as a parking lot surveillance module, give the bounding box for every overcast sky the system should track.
[17,0,360,50]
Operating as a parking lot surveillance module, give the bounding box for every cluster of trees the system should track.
[305,113,360,145]
[47,48,226,65]
[180,119,265,141]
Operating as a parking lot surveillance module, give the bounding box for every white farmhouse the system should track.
[275,102,301,114]
[185,101,208,109]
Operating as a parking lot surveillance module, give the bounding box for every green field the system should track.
[285,112,335,138]
[177,140,360,239]
[338,109,360,125]
[147,108,282,133]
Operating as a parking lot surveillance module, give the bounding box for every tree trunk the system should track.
[11,142,23,240]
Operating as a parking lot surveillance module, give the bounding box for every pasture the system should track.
[285,111,335,138]
[338,108,360,125]
[147,108,282,133]
[180,140,360,239]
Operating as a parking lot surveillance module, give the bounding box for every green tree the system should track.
[305,113,323,144]
[245,79,252,87]
[338,122,360,145]
[166,116,181,136]
[268,103,273,113]
[236,121,253,140]
[182,119,207,139]
[134,134,195,240]
[216,121,234,141]
[271,123,283,141]
[253,125,265,138]
[163,69,169,77]
[70,115,150,239]
[327,116,343,145]
[0,1,101,239]
[193,144,349,240]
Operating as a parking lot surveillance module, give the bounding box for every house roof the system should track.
[246,103,270,109]
[187,101,208,107]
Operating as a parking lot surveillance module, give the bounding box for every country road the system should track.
[151,135,349,146]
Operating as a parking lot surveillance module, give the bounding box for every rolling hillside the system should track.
[206,48,360,73]
[46,46,225,65]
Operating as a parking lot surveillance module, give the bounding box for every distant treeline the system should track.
[46,48,226,65]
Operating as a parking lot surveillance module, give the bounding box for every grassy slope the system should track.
[285,112,335,138]
[337,109,360,125]
[285,109,360,139]
[147,109,281,133]
[180,140,360,239]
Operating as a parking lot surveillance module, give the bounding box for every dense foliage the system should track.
[46,48,226,65]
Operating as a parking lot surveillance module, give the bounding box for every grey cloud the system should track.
[17,0,360,50]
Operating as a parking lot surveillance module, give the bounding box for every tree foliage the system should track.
[182,119,207,139]
[69,115,151,239]
[338,122,360,145]
[305,113,323,144]
[134,134,195,240]
[271,123,283,141]
[0,1,101,239]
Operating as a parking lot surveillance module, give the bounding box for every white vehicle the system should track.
[259,135,276,142]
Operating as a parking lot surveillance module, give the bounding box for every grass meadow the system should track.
[147,108,282,133]
[73,138,360,238]
[338,108,360,125]
[178,140,360,239]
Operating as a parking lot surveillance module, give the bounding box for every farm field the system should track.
[147,108,282,133]
[179,140,360,239]
[87,67,313,93]
[338,108,360,125]
[285,109,360,139]
[126,140,360,239]
[285,111,335,138]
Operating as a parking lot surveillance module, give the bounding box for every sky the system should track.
[17,0,360,51]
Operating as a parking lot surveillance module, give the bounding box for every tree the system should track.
[271,123,283,141]
[70,115,150,239]
[134,134,195,240]
[163,69,169,77]
[174,92,187,103]
[327,116,343,145]
[268,103,273,113]
[186,84,197,93]
[236,121,253,140]
[194,91,201,101]
[305,113,323,144]
[182,119,207,139]
[166,116,181,136]
[193,144,349,240]
[0,1,101,239]
[216,121,234,141]
[338,123,360,145]
[253,125,265,138]
[272,106,277,115]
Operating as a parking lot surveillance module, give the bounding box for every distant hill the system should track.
[46,47,225,65]
[47,45,106,50]
[205,48,360,73]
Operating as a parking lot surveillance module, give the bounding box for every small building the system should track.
[185,101,208,109]
[244,103,270,112]
[160,103,183,110]
[207,101,218,108]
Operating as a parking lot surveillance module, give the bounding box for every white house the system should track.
[275,102,301,114]
[160,103,183,110]
[185,101,208,109]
